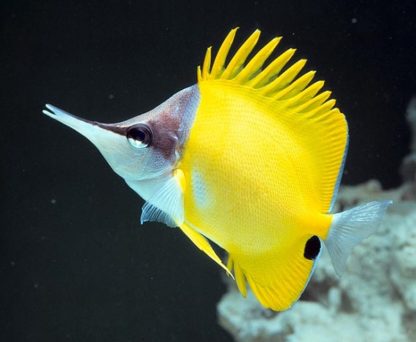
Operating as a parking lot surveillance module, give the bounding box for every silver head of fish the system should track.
[43,85,199,205]
[43,86,197,181]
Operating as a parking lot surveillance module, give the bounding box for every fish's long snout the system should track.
[43,103,140,179]
[42,104,100,140]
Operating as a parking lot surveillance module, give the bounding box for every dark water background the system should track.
[2,1,416,341]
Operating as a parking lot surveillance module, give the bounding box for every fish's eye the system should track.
[126,124,153,148]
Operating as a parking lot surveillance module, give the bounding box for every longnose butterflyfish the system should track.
[43,29,392,311]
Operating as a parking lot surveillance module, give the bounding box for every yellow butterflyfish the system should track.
[43,28,392,311]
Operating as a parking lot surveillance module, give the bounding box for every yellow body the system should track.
[177,29,348,310]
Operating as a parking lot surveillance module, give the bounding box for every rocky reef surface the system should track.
[217,99,416,342]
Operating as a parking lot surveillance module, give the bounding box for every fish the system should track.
[43,28,392,311]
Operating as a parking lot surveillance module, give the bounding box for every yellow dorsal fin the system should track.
[197,29,348,213]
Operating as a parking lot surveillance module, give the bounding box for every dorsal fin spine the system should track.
[202,46,212,79]
[291,90,331,112]
[197,66,202,82]
[273,71,316,100]
[233,37,281,83]
[211,28,238,78]
[287,81,325,108]
[262,59,307,96]
[311,99,336,116]
[249,48,296,88]
[221,29,261,80]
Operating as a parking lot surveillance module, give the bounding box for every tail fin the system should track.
[324,200,392,276]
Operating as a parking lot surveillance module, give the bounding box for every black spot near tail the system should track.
[304,235,321,260]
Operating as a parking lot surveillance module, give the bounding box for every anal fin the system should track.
[228,246,315,311]
[228,255,248,297]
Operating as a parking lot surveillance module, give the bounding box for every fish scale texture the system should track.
[181,28,347,310]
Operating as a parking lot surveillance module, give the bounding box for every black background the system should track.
[2,1,416,341]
